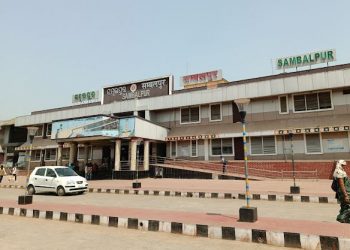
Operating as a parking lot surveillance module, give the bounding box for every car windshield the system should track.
[55,168,78,177]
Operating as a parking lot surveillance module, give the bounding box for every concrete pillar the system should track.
[133,110,138,116]
[143,140,149,171]
[204,139,209,161]
[130,139,137,171]
[69,142,78,164]
[83,144,89,165]
[28,149,32,172]
[57,143,63,166]
[114,139,121,171]
[145,110,150,120]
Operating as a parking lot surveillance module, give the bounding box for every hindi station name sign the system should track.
[180,70,222,87]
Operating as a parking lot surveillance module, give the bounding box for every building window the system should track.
[305,133,322,154]
[62,148,69,160]
[279,96,289,114]
[170,141,177,157]
[34,125,44,137]
[191,140,197,157]
[46,124,52,136]
[45,148,57,161]
[31,150,41,161]
[78,146,92,160]
[210,103,222,121]
[293,91,332,112]
[180,106,200,124]
[211,138,233,156]
[250,136,276,155]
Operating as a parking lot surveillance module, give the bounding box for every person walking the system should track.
[11,165,17,182]
[221,156,227,174]
[333,159,350,223]
[0,165,7,183]
[84,162,89,180]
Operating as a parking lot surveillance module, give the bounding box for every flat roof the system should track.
[30,63,350,114]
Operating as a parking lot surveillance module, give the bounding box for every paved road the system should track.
[0,215,296,250]
[0,188,340,222]
[8,176,334,196]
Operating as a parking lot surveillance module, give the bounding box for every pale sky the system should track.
[1,0,350,121]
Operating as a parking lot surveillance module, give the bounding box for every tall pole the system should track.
[19,127,38,204]
[289,132,300,194]
[242,118,250,208]
[136,144,139,182]
[290,134,296,187]
[238,102,257,222]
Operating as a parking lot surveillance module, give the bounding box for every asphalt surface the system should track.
[0,214,296,250]
[0,188,340,222]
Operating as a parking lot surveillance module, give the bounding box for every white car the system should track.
[27,166,88,196]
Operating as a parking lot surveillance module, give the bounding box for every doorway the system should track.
[234,137,244,160]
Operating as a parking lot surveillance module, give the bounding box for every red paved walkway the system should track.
[0,199,349,239]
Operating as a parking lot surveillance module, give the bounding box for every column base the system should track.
[239,206,258,222]
[290,186,300,194]
[132,182,141,189]
[18,195,33,205]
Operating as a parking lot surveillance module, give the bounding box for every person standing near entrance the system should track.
[221,156,227,174]
[333,159,350,223]
[0,165,7,183]
[11,165,17,182]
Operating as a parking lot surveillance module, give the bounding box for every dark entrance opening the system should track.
[234,137,244,160]
[121,143,129,162]
[157,142,166,163]
[137,143,144,168]
[101,146,111,179]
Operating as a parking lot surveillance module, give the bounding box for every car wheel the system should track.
[57,186,66,196]
[27,185,35,195]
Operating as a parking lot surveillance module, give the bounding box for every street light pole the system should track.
[240,111,250,208]
[132,139,142,189]
[235,99,257,222]
[288,132,300,194]
[18,126,38,205]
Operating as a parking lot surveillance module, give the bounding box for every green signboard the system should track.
[276,49,336,70]
[72,90,100,104]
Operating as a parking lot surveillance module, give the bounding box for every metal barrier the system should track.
[149,156,319,180]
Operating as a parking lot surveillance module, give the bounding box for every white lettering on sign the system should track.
[106,80,166,98]
[106,86,127,96]
[141,79,166,89]
[121,90,150,100]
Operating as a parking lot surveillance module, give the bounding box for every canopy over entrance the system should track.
[51,115,168,143]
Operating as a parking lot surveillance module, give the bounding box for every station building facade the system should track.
[5,64,350,178]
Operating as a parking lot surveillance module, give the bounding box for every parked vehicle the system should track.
[27,166,88,196]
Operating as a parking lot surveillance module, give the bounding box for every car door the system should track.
[44,168,58,192]
[32,168,46,192]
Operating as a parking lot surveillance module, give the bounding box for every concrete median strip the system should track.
[0,184,337,204]
[0,205,349,250]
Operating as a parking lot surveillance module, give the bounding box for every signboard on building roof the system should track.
[102,75,173,104]
[180,70,223,88]
[72,90,100,105]
[51,116,136,140]
[276,49,336,70]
